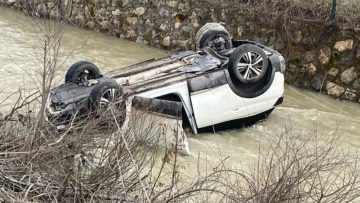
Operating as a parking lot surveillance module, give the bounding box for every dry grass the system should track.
[204,0,360,27]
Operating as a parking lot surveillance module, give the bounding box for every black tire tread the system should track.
[65,61,101,83]
[195,23,232,51]
[89,81,121,112]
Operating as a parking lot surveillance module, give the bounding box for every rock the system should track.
[190,12,200,28]
[327,68,339,77]
[176,40,188,49]
[159,23,168,32]
[193,18,200,28]
[112,9,121,16]
[318,47,331,64]
[344,89,357,101]
[171,40,177,46]
[304,51,315,63]
[126,29,137,38]
[326,82,345,97]
[178,3,185,10]
[75,14,85,24]
[340,67,358,84]
[167,1,177,7]
[159,8,169,17]
[99,21,109,31]
[352,79,360,90]
[136,36,144,43]
[85,21,95,29]
[162,36,171,47]
[175,22,181,29]
[133,7,145,16]
[305,63,316,76]
[126,17,137,25]
[180,26,192,34]
[334,39,353,52]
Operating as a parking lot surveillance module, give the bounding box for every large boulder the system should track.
[327,68,339,77]
[326,82,345,97]
[162,36,171,47]
[133,7,145,16]
[340,67,358,84]
[334,39,353,52]
[344,89,357,101]
[318,47,331,64]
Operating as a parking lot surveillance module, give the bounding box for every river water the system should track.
[1,7,360,185]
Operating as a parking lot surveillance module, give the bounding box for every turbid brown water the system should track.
[1,7,360,184]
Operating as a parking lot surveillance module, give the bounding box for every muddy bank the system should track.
[1,0,360,102]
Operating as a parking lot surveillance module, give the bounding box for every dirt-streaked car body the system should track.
[46,23,286,154]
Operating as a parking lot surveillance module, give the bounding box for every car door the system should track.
[189,70,248,129]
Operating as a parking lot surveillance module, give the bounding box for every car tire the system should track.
[65,61,101,83]
[195,23,232,52]
[228,44,268,84]
[226,44,275,98]
[89,81,122,113]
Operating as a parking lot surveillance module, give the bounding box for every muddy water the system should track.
[1,7,360,179]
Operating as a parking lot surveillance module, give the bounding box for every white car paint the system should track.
[191,73,284,128]
[132,72,284,131]
[190,84,248,128]
[244,72,284,117]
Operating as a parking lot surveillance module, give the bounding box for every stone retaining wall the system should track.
[1,0,360,103]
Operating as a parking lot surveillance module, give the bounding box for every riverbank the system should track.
[1,0,360,103]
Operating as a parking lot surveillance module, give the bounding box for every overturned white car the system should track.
[46,23,286,154]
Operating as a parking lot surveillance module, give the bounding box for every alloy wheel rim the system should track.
[99,88,117,110]
[237,51,264,81]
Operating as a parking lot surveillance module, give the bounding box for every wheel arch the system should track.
[156,93,198,134]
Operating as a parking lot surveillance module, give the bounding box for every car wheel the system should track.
[65,61,101,83]
[228,44,268,84]
[195,23,232,52]
[89,81,122,113]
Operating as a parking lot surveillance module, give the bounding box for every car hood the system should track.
[51,83,93,106]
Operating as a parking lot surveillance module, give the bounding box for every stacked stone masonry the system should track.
[1,0,360,103]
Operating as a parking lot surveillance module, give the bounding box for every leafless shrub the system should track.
[1,89,359,203]
[0,97,161,202]
[168,123,360,203]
